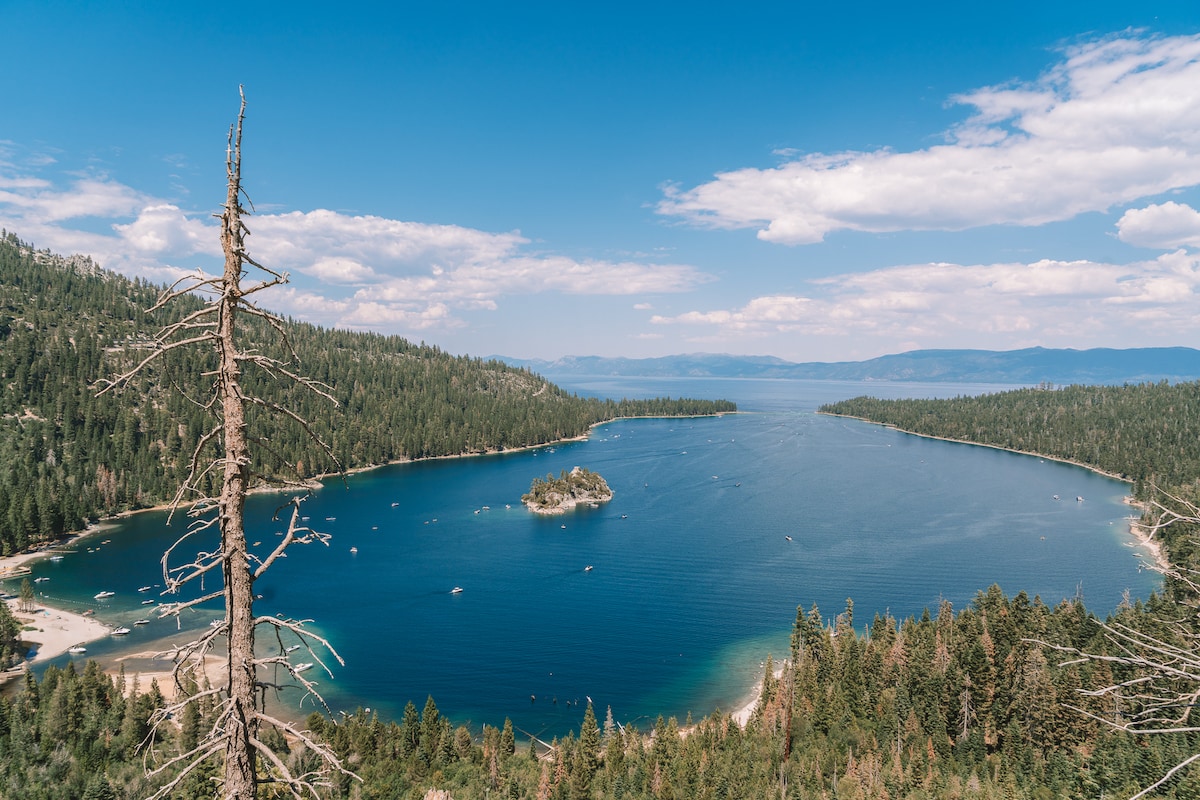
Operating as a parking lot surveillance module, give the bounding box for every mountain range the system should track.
[499,347,1200,385]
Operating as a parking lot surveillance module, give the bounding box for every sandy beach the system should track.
[4,598,114,670]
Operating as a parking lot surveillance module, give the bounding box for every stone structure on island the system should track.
[522,466,613,515]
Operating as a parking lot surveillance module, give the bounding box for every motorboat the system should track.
[294,663,314,673]
[111,627,131,635]
[451,587,464,594]
[137,586,152,592]
[68,646,86,654]
[134,619,149,625]
[94,591,114,599]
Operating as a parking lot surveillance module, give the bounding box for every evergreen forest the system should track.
[0,233,733,556]
[7,239,1200,797]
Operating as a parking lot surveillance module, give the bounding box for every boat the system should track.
[391,502,400,507]
[451,587,464,594]
[584,565,594,572]
[34,577,49,583]
[68,646,86,654]
[137,585,152,592]
[49,555,64,562]
[785,535,793,542]
[111,627,131,635]
[350,547,358,553]
[134,619,149,625]
[141,599,155,605]
[325,517,336,521]
[94,591,114,599]
[294,662,314,673]
[1077,496,1084,502]
[285,644,301,653]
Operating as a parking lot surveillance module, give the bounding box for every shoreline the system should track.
[2,598,113,683]
[818,411,1168,568]
[817,411,1135,483]
[0,411,732,697]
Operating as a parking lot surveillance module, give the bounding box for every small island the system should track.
[522,467,613,515]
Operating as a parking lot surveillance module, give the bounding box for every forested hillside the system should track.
[820,383,1200,497]
[0,233,733,555]
[6,587,1198,798]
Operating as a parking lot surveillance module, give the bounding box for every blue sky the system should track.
[4,2,1200,362]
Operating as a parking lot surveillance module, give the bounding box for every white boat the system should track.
[785,535,793,542]
[451,587,464,594]
[325,517,336,521]
[294,662,313,673]
[94,591,114,599]
[141,599,155,605]
[49,555,64,562]
[285,644,301,653]
[350,547,358,553]
[68,646,86,654]
[34,577,49,583]
[111,627,131,635]
[134,619,149,625]
[137,586,152,592]
[584,565,594,572]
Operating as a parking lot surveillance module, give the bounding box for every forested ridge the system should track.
[818,384,1200,497]
[0,233,733,556]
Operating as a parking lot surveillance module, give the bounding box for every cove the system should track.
[22,378,1160,739]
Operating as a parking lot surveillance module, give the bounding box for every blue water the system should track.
[8,378,1160,739]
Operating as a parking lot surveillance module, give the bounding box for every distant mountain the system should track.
[499,347,1200,385]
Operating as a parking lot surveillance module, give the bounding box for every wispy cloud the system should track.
[658,32,1200,244]
[0,168,713,334]
[650,252,1200,351]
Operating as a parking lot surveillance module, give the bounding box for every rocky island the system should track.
[522,466,613,514]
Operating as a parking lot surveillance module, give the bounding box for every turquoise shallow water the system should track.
[9,378,1160,739]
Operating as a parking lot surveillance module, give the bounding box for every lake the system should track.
[11,377,1160,740]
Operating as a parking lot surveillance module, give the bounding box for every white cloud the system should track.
[1117,201,1200,249]
[651,252,1200,349]
[0,166,712,336]
[659,32,1200,244]
[113,204,222,257]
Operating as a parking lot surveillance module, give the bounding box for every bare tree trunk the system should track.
[99,88,356,800]
[218,101,257,800]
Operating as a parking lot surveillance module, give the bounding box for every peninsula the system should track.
[522,467,613,514]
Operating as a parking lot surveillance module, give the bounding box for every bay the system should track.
[13,378,1160,739]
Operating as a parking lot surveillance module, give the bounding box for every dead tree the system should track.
[99,89,356,799]
[1038,486,1200,800]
